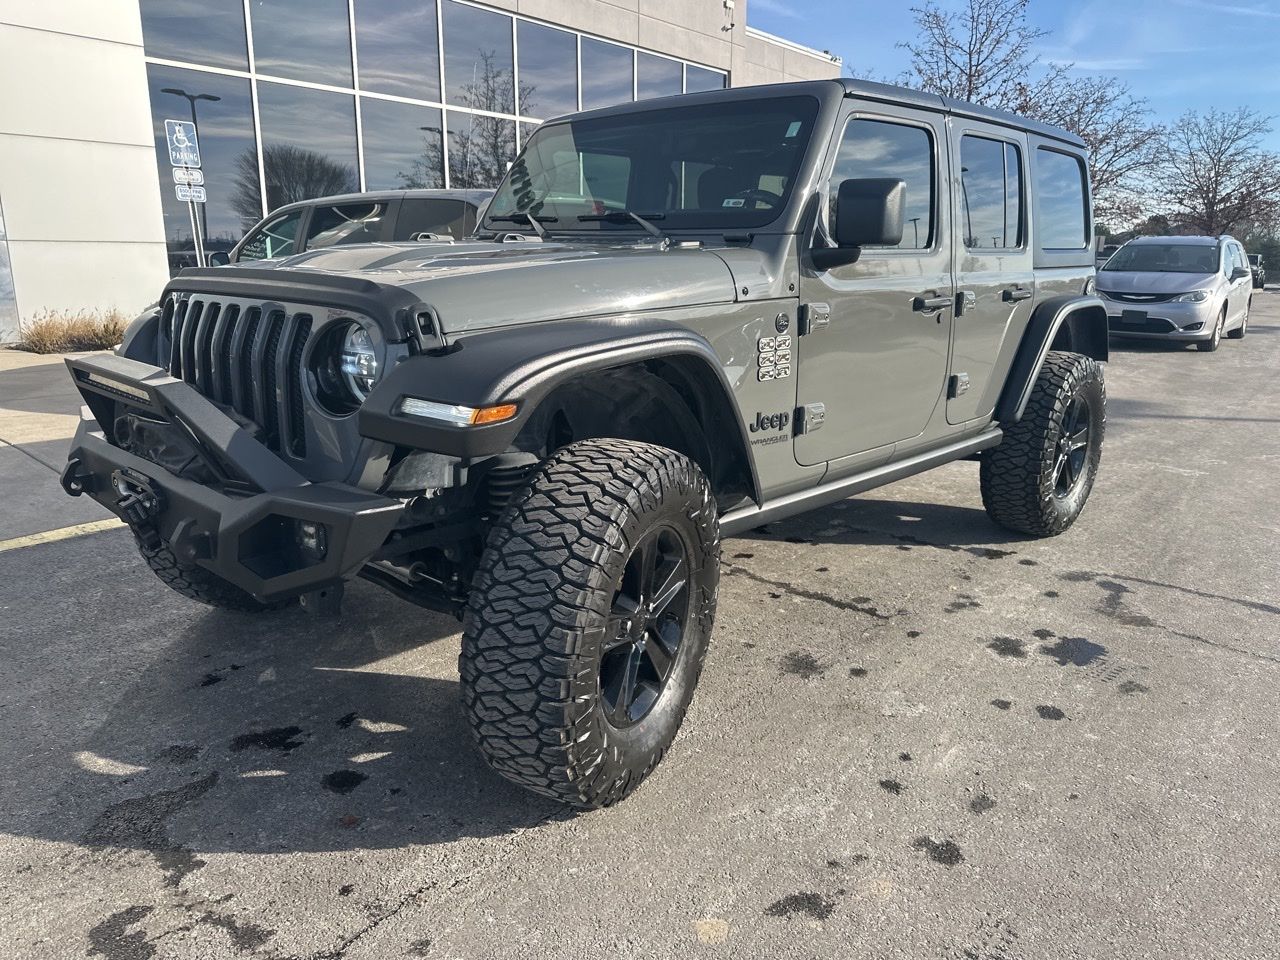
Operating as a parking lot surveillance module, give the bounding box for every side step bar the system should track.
[719,428,1003,537]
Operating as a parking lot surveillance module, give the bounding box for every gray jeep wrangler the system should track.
[62,80,1107,808]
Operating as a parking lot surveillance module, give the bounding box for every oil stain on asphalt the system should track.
[765,891,838,920]
[230,726,306,752]
[911,837,964,866]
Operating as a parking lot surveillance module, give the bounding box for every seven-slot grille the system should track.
[159,294,313,458]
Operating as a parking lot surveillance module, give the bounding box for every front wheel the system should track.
[980,351,1105,537]
[1197,307,1226,351]
[460,439,720,808]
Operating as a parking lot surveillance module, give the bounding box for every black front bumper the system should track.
[62,354,403,602]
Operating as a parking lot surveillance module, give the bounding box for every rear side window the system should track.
[1035,148,1088,249]
[959,135,1022,249]
[397,198,465,239]
[830,118,935,250]
[306,201,387,249]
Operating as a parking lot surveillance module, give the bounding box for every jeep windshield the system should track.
[1102,243,1218,273]
[483,95,820,233]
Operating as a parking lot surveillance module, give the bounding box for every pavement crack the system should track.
[725,562,894,620]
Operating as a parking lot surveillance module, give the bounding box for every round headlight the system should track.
[310,319,382,415]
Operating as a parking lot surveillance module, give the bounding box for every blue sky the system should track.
[748,0,1280,149]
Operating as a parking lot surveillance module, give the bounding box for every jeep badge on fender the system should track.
[61,78,1106,809]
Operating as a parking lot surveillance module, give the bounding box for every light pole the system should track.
[908,216,921,248]
[161,87,220,257]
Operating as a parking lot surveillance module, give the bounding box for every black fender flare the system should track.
[995,295,1108,424]
[357,316,760,500]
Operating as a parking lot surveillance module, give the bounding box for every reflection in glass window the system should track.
[685,65,726,93]
[580,38,633,111]
[306,201,388,248]
[830,118,934,250]
[238,208,304,260]
[257,82,359,211]
[0,194,17,339]
[1035,148,1088,249]
[442,0,514,114]
[637,53,683,101]
[147,64,260,272]
[361,98,444,190]
[447,110,516,188]
[251,0,353,86]
[959,135,1022,249]
[519,121,541,152]
[517,21,577,119]
[141,0,248,69]
[354,0,440,101]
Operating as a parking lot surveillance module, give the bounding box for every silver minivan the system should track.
[1099,235,1252,351]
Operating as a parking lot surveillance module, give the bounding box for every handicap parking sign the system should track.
[164,119,201,168]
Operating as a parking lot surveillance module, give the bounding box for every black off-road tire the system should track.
[461,438,720,808]
[980,351,1105,537]
[137,537,293,613]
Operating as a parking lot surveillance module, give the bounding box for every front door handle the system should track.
[1002,286,1033,302]
[913,294,953,312]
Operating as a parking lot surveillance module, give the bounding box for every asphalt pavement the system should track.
[1,294,1277,959]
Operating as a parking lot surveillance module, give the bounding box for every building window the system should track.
[959,135,1022,249]
[447,110,516,188]
[580,38,633,111]
[637,52,682,101]
[442,0,514,115]
[1035,148,1089,249]
[250,0,353,87]
[517,21,578,119]
[140,0,248,70]
[830,118,934,250]
[354,0,441,101]
[685,65,727,93]
[146,64,259,271]
[0,194,17,336]
[361,98,444,189]
[257,82,359,212]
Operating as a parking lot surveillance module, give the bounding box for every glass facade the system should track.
[140,0,729,269]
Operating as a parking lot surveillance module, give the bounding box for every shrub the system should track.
[15,309,129,354]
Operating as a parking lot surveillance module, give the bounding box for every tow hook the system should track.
[111,468,163,546]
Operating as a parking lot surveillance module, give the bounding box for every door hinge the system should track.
[948,373,970,399]
[956,290,976,317]
[795,402,826,435]
[798,302,830,335]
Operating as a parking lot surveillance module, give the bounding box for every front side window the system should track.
[1102,243,1218,274]
[238,209,303,260]
[305,201,387,249]
[960,135,1022,249]
[1035,148,1088,249]
[485,95,819,231]
[830,118,934,250]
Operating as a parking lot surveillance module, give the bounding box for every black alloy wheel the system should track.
[1052,394,1092,499]
[601,526,691,727]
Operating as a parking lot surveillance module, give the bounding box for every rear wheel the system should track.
[137,537,293,612]
[980,351,1105,537]
[460,438,719,808]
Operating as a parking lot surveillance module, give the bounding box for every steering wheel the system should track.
[731,188,784,209]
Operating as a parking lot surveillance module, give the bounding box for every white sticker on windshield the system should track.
[785,121,802,137]
[722,198,745,207]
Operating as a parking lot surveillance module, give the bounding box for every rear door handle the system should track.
[913,294,953,312]
[1002,286,1033,302]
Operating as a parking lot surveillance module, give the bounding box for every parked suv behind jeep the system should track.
[62,80,1107,808]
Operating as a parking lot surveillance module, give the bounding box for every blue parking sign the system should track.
[165,119,201,168]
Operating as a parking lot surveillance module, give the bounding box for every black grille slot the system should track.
[159,296,318,460]
[1108,291,1176,304]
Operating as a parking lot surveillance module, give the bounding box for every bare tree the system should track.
[1155,108,1280,236]
[446,52,526,189]
[895,0,1162,227]
[230,145,358,224]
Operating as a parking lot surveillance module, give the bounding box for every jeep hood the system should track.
[241,239,741,334]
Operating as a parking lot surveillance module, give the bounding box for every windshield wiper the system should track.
[489,212,558,239]
[577,210,669,243]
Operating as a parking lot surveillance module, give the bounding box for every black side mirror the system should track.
[1230,267,1250,281]
[812,178,906,270]
[207,251,231,267]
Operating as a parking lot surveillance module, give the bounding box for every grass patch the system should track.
[15,309,128,354]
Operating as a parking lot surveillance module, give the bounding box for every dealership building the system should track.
[0,0,840,341]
